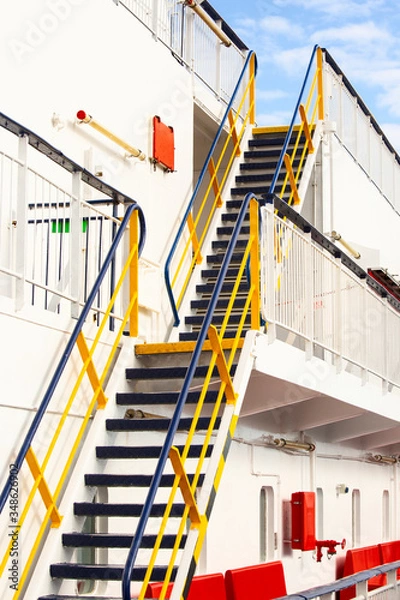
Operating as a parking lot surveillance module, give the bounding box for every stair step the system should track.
[96,443,212,459]
[249,135,297,147]
[38,596,120,600]
[125,364,223,380]
[201,267,242,279]
[235,173,273,184]
[220,213,248,224]
[62,532,185,548]
[115,390,219,406]
[180,330,241,341]
[191,297,247,310]
[49,562,175,581]
[74,501,186,516]
[216,225,250,236]
[212,238,247,250]
[196,281,249,295]
[207,251,244,263]
[185,313,251,327]
[231,185,269,197]
[105,416,220,432]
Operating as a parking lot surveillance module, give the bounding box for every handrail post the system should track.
[250,52,256,125]
[317,47,324,120]
[129,209,139,337]
[71,171,82,319]
[249,199,260,330]
[15,134,29,311]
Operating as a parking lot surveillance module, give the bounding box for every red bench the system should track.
[340,546,387,600]
[225,561,287,600]
[145,572,227,600]
[379,541,400,579]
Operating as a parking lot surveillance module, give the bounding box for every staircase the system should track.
[36,126,309,600]
[180,127,307,342]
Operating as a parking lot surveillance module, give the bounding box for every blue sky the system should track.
[211,0,400,152]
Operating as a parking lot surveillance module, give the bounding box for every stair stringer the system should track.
[167,123,255,343]
[169,329,259,600]
[22,337,141,600]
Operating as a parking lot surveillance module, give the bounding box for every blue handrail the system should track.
[267,44,319,199]
[0,202,146,514]
[122,191,256,600]
[164,51,257,327]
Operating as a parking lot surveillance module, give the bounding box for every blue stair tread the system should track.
[96,443,212,459]
[125,364,222,379]
[180,330,240,341]
[185,313,251,326]
[62,532,185,548]
[206,250,244,261]
[49,563,175,581]
[115,390,219,406]
[84,472,205,487]
[196,282,249,294]
[106,416,219,432]
[74,501,184,516]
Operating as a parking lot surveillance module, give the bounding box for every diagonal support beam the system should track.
[187,213,203,264]
[26,447,62,528]
[76,331,108,409]
[284,153,301,206]
[299,104,314,153]
[208,158,223,208]
[169,446,202,528]
[207,325,238,404]
[228,109,241,157]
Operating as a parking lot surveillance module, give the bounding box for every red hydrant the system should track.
[315,539,346,562]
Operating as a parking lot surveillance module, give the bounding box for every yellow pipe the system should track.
[331,231,361,259]
[77,110,146,160]
[185,0,232,47]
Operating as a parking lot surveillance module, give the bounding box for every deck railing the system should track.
[276,560,400,600]
[323,50,400,215]
[118,0,247,104]
[262,198,400,391]
[0,113,146,600]
[0,113,139,322]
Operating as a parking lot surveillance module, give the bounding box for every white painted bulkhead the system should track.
[1,1,400,598]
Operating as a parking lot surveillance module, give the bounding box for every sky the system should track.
[210,0,400,152]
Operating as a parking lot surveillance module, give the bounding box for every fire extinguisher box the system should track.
[291,491,316,551]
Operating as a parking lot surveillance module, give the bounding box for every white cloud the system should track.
[312,21,392,47]
[259,15,303,39]
[257,89,289,101]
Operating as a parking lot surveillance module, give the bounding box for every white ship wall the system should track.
[323,132,400,276]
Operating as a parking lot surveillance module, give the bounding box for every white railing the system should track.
[324,55,400,214]
[261,204,400,390]
[278,561,400,600]
[119,0,247,103]
[0,119,129,322]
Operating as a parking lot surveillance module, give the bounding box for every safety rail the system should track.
[0,173,145,599]
[262,196,400,390]
[268,44,324,205]
[0,112,137,320]
[118,0,248,104]
[122,193,260,600]
[275,559,400,600]
[165,50,257,326]
[323,49,400,215]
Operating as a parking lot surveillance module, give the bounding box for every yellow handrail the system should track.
[137,198,260,600]
[279,47,324,206]
[0,210,140,599]
[166,52,257,327]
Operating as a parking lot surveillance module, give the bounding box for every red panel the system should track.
[145,573,226,600]
[153,115,175,171]
[291,491,316,551]
[340,546,387,600]
[379,541,400,579]
[225,562,287,600]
